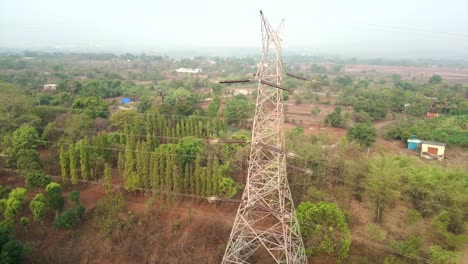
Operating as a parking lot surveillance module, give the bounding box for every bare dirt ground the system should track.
[345,64,468,83]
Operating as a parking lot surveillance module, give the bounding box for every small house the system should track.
[407,137,421,151]
[420,141,446,161]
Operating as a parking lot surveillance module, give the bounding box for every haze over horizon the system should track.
[1,0,467,58]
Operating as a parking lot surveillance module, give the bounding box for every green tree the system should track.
[59,145,69,183]
[367,156,402,223]
[324,107,345,127]
[429,245,460,264]
[69,144,78,184]
[347,122,377,147]
[296,201,351,261]
[79,137,91,180]
[218,177,239,198]
[20,217,29,232]
[29,193,47,225]
[104,163,112,194]
[4,125,41,173]
[207,96,221,117]
[429,74,443,84]
[176,137,205,166]
[224,96,254,126]
[71,96,109,118]
[45,182,65,217]
[26,170,51,189]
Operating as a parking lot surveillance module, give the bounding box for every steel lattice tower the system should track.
[222,11,307,264]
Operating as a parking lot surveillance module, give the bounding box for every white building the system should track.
[42,83,57,92]
[420,141,446,161]
[175,68,202,73]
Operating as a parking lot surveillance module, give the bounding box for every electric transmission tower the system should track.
[222,11,307,264]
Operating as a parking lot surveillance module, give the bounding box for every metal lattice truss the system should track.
[222,11,307,264]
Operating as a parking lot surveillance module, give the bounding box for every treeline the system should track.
[58,114,238,198]
[385,115,468,146]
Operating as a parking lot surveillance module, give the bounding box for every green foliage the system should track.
[0,82,39,136]
[364,224,386,242]
[296,201,351,261]
[71,96,109,118]
[59,145,68,183]
[347,122,377,147]
[69,144,78,184]
[69,190,80,205]
[429,74,443,84]
[389,235,424,257]
[25,170,51,190]
[367,156,403,223]
[175,137,205,166]
[385,115,468,146]
[429,245,460,264]
[0,225,26,264]
[217,177,239,198]
[45,182,64,216]
[324,107,346,127]
[110,110,139,129]
[207,96,221,117]
[4,126,41,173]
[53,205,84,230]
[29,194,46,223]
[224,96,254,126]
[92,193,126,237]
[19,217,29,231]
[104,163,112,194]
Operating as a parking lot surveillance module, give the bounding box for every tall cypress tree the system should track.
[104,163,112,194]
[117,151,125,178]
[79,137,91,180]
[124,134,135,179]
[194,156,201,195]
[151,151,160,190]
[212,158,220,195]
[206,157,213,195]
[69,144,78,184]
[59,145,68,183]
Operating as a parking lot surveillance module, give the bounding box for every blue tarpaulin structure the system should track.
[121,97,131,104]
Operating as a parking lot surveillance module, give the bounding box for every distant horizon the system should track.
[1,0,467,60]
[1,46,468,61]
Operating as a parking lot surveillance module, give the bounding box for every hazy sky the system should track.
[1,0,467,58]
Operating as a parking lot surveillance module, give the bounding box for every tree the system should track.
[218,177,239,198]
[296,201,351,261]
[4,125,41,173]
[59,145,69,183]
[29,193,46,225]
[104,163,112,194]
[429,245,460,264]
[224,96,254,126]
[69,190,80,205]
[207,96,221,117]
[347,122,377,147]
[175,137,205,166]
[46,182,64,217]
[324,107,345,127]
[69,144,78,184]
[429,74,443,84]
[0,82,39,136]
[26,170,51,189]
[20,217,29,232]
[311,106,321,117]
[71,96,109,118]
[367,156,402,223]
[79,137,91,180]
[53,205,84,230]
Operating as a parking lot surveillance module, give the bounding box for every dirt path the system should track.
[373,119,397,131]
